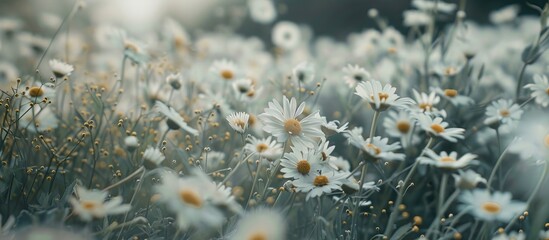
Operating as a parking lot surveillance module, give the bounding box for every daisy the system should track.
[453,170,486,189]
[155,170,226,230]
[459,189,526,222]
[355,80,414,111]
[490,4,520,24]
[417,114,464,142]
[24,83,56,103]
[432,87,474,106]
[403,10,431,27]
[272,21,301,51]
[232,78,259,101]
[259,96,325,148]
[280,145,322,179]
[292,167,347,200]
[124,136,139,151]
[524,74,549,107]
[329,156,351,172]
[412,0,457,13]
[248,0,277,24]
[321,117,348,136]
[383,110,415,138]
[18,104,58,133]
[69,185,131,222]
[154,101,199,136]
[418,149,477,170]
[509,112,549,162]
[483,99,523,131]
[540,230,549,240]
[244,136,283,160]
[292,61,315,83]
[165,73,182,90]
[229,208,286,240]
[142,146,165,170]
[346,127,405,162]
[210,59,238,81]
[342,64,370,87]
[412,89,446,117]
[48,59,74,78]
[226,112,250,133]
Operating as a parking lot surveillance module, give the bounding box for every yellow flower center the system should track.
[221,70,234,80]
[419,103,432,111]
[248,114,256,126]
[387,47,397,54]
[499,109,510,117]
[430,124,445,133]
[174,36,186,49]
[313,175,329,187]
[234,119,246,129]
[28,86,44,98]
[440,156,456,162]
[179,189,202,208]
[444,89,458,97]
[81,200,97,210]
[248,232,267,240]
[296,160,311,175]
[444,67,457,76]
[366,143,382,155]
[546,88,549,95]
[284,118,302,135]
[482,201,501,214]
[396,120,410,133]
[256,143,269,153]
[370,92,389,101]
[544,134,549,148]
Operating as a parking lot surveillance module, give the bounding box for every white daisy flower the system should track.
[232,78,261,101]
[210,59,238,81]
[259,96,325,148]
[154,101,199,136]
[226,112,250,134]
[292,167,347,200]
[412,89,446,117]
[143,146,165,170]
[280,145,322,179]
[124,136,139,151]
[272,21,301,51]
[155,170,226,230]
[48,59,74,78]
[19,104,58,133]
[483,99,523,131]
[383,110,415,138]
[403,10,431,27]
[509,113,549,162]
[355,80,414,111]
[490,4,520,24]
[346,127,405,162]
[230,208,286,240]
[248,0,277,24]
[417,114,464,142]
[244,136,283,160]
[292,61,315,83]
[69,186,131,222]
[540,230,549,240]
[459,189,526,222]
[165,73,182,90]
[432,87,474,106]
[329,156,351,172]
[321,117,348,135]
[524,74,549,107]
[24,83,56,103]
[453,170,487,189]
[418,149,477,170]
[412,0,457,13]
[342,64,370,87]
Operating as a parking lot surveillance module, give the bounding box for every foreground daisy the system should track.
[524,74,549,107]
[48,59,74,78]
[417,114,464,142]
[459,189,526,222]
[355,80,414,111]
[244,136,283,160]
[230,208,286,240]
[259,96,324,148]
[418,149,477,170]
[154,101,199,136]
[69,185,131,221]
[293,168,347,200]
[281,146,322,179]
[226,112,250,133]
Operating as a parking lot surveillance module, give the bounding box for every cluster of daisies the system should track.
[1,0,549,239]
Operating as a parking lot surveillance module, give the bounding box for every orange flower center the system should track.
[482,201,501,214]
[544,134,549,148]
[499,109,510,117]
[179,189,202,208]
[546,88,549,95]
[81,200,97,210]
[248,232,267,240]
[284,118,302,135]
[366,143,382,155]
[256,143,269,153]
[444,89,458,97]
[221,70,234,80]
[444,67,457,76]
[234,119,246,129]
[28,87,44,97]
[430,124,445,133]
[313,175,329,187]
[440,156,456,162]
[396,120,410,133]
[248,115,256,126]
[419,103,432,111]
[296,160,311,175]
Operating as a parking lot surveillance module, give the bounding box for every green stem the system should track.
[514,63,528,102]
[487,139,515,189]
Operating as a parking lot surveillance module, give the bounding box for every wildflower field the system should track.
[1,0,549,239]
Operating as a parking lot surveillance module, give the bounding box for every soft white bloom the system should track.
[432,87,474,106]
[69,186,130,221]
[292,61,315,83]
[484,99,523,131]
[417,114,464,142]
[124,136,139,151]
[259,96,325,148]
[230,208,286,240]
[329,156,351,172]
[292,167,347,200]
[490,5,520,24]
[383,110,415,138]
[524,74,549,107]
[19,104,58,133]
[321,118,349,135]
[418,149,477,170]
[453,170,486,189]
[403,10,431,27]
[210,59,238,81]
[540,230,549,240]
[143,146,165,169]
[244,136,283,160]
[346,127,405,162]
[281,145,322,179]
[248,0,277,24]
[48,59,74,78]
[342,64,370,87]
[165,73,182,90]
[412,0,456,13]
[412,89,446,117]
[154,101,199,136]
[355,80,414,111]
[272,21,301,50]
[226,112,250,133]
[459,189,526,222]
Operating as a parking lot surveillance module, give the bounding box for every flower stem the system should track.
[487,138,515,189]
[514,63,528,102]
